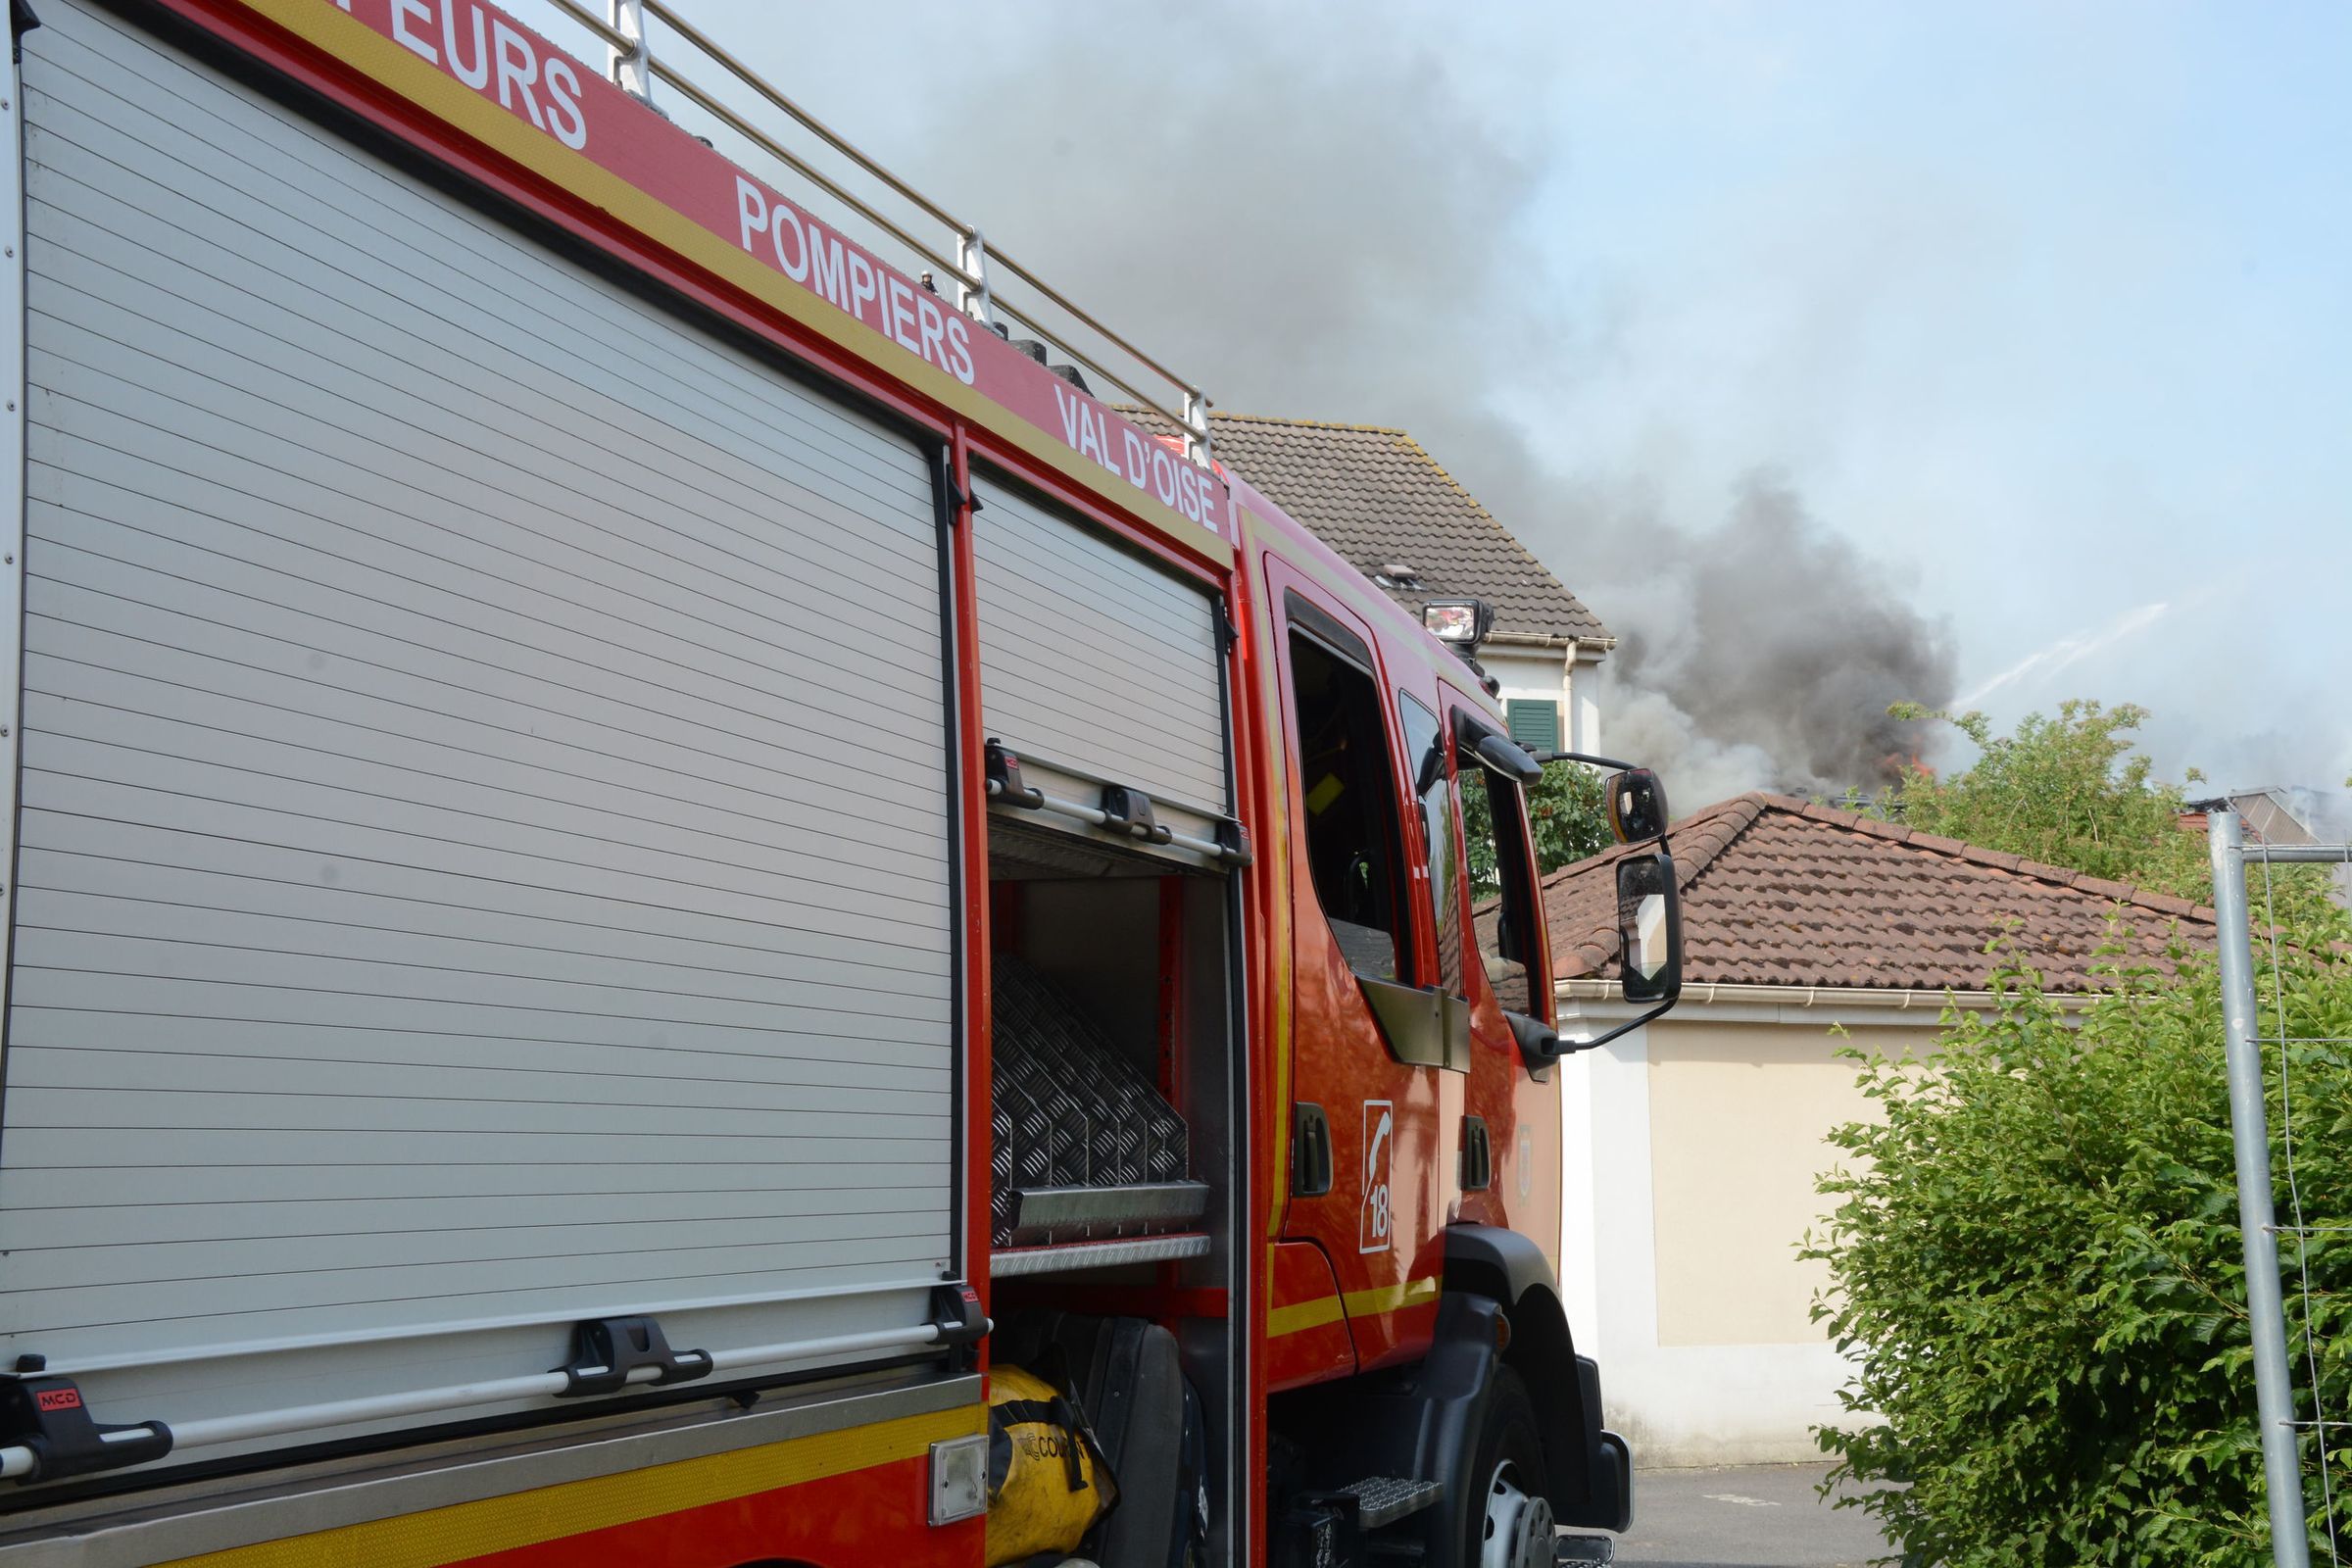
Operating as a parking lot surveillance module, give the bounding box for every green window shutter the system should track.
[1505,698,1560,753]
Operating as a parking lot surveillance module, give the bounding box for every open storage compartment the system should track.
[970,466,1249,1559]
[968,465,1242,1285]
[982,819,1246,1568]
[986,825,1232,1278]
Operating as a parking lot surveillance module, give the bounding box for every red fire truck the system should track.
[0,2,1685,1564]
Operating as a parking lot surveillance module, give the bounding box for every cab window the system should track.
[1463,755,1543,1018]
[1396,693,1463,996]
[1287,623,1406,981]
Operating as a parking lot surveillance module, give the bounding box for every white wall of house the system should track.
[1570,645,1606,756]
[1553,993,1959,1466]
[1480,638,1603,758]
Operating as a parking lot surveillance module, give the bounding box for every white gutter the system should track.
[1484,632,1619,657]
[1556,978,2092,1014]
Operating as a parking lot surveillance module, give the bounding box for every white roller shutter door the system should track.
[972,471,1231,856]
[0,0,957,1458]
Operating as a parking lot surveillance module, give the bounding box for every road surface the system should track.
[1603,1463,1896,1567]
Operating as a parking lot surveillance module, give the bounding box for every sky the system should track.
[1495,3,2352,795]
[517,0,2351,805]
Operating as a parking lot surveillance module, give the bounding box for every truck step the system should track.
[1555,1535,1617,1563]
[1335,1475,1445,1530]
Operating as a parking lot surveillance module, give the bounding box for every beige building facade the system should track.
[1557,991,1949,1465]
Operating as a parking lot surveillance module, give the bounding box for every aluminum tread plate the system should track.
[989,1234,1212,1278]
[1008,1182,1210,1231]
[1335,1476,1446,1530]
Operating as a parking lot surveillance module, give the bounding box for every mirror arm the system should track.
[1531,750,1640,772]
[1507,1001,1675,1074]
[1506,1010,1562,1077]
[1557,999,1677,1055]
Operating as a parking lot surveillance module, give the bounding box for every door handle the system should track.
[1293,1102,1334,1197]
[1459,1115,1493,1192]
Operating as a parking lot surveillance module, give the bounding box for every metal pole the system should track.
[958,227,996,329]
[1183,388,1214,467]
[2208,807,2312,1568]
[607,0,653,104]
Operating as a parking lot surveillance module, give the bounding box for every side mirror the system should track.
[1607,767,1670,844]
[1615,849,1683,1005]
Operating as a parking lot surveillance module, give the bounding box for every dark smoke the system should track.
[1574,475,1958,804]
[738,0,1957,808]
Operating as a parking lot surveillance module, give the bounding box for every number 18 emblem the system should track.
[1360,1101,1394,1253]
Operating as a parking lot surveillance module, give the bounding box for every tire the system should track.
[1461,1367,1557,1568]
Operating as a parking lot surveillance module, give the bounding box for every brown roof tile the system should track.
[1132,410,1611,643]
[1542,792,2217,994]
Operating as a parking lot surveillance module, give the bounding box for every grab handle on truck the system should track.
[555,1316,714,1398]
[986,740,1047,809]
[929,1282,991,1370]
[1099,784,1174,845]
[0,1375,172,1484]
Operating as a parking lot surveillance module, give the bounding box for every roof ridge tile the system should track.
[1210,410,1412,436]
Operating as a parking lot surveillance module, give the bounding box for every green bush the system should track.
[1806,934,2352,1566]
[1464,757,1608,898]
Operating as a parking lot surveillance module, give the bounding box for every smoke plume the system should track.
[745,0,1958,808]
[1581,476,1957,803]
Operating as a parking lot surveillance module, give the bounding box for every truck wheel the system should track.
[1464,1367,1556,1568]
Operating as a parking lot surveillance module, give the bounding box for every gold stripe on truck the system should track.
[1266,1275,1441,1339]
[158,1405,979,1568]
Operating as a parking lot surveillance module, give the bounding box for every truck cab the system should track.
[1238,486,1645,1565]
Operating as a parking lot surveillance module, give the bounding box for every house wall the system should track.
[1556,999,1952,1467]
[1480,641,1600,756]
[1570,647,1605,756]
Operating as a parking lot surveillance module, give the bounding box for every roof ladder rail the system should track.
[958,226,996,330]
[1183,387,1213,467]
[605,0,652,104]
[540,0,1215,464]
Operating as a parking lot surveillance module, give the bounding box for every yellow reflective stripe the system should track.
[1265,1292,1347,1339]
[222,0,1232,570]
[1346,1275,1441,1318]
[1266,1275,1440,1340]
[157,1405,980,1568]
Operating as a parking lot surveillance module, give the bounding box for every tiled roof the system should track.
[1541,793,2216,993]
[1135,410,1611,644]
